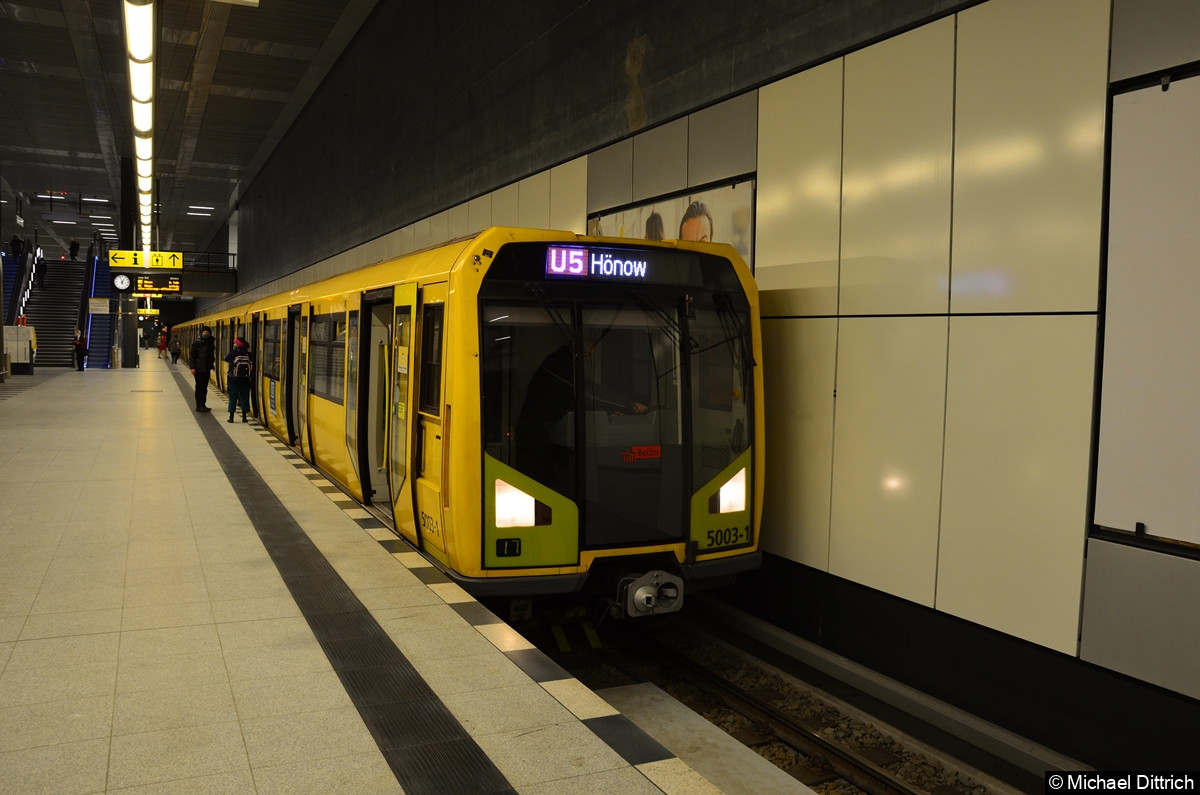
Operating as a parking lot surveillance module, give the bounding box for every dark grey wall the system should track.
[238,0,978,289]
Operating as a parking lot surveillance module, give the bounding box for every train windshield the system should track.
[481,269,752,549]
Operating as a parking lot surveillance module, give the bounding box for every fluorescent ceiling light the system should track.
[132,98,153,133]
[137,175,152,192]
[188,205,215,210]
[123,1,154,61]
[81,197,109,203]
[52,220,77,225]
[187,212,212,217]
[136,158,152,178]
[134,134,152,160]
[129,59,153,102]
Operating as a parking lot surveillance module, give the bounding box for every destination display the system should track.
[136,275,181,293]
[544,245,698,285]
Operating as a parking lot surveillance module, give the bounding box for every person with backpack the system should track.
[224,337,254,423]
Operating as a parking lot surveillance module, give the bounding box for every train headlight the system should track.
[495,479,535,527]
[716,467,746,514]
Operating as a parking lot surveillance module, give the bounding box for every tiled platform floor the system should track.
[0,364,727,793]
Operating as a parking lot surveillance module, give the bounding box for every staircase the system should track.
[24,260,86,368]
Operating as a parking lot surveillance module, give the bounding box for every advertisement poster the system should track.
[587,180,755,271]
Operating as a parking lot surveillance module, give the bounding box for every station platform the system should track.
[0,363,809,793]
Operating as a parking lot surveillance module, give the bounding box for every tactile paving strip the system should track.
[176,374,514,794]
[239,404,680,780]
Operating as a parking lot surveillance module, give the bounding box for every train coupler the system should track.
[615,570,684,618]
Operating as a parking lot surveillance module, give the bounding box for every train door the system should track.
[412,284,447,555]
[385,285,418,541]
[214,321,228,392]
[356,289,392,510]
[249,314,261,419]
[289,305,312,458]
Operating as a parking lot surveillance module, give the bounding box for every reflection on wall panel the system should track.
[756,60,843,318]
[938,316,1095,654]
[951,0,1109,314]
[759,317,836,569]
[840,18,953,317]
[1094,78,1200,545]
[829,317,947,606]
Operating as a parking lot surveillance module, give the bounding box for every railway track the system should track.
[514,599,1006,794]
[631,628,926,794]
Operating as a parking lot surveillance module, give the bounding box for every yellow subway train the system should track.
[177,227,763,617]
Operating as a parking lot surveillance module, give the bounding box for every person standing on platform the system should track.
[72,327,88,371]
[157,328,168,359]
[169,336,182,364]
[189,326,216,412]
[224,337,253,423]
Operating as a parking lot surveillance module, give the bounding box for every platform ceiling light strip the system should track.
[125,0,154,247]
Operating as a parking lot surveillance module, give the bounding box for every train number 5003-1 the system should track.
[706,525,749,548]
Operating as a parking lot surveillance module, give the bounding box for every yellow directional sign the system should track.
[108,249,183,269]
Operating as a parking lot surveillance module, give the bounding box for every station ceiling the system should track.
[0,0,378,261]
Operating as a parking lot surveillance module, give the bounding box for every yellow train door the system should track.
[292,304,312,460]
[388,284,418,543]
[413,283,448,557]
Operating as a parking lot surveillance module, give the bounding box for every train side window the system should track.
[310,313,346,404]
[264,319,282,379]
[419,304,444,415]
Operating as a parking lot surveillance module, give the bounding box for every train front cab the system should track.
[447,231,764,617]
[236,229,761,620]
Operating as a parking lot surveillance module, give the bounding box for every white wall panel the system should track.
[550,157,588,233]
[395,225,415,256]
[756,60,843,318]
[689,92,759,188]
[410,217,431,251]
[1081,540,1200,701]
[492,183,520,228]
[938,315,1095,654]
[518,172,551,230]
[447,203,470,240]
[829,317,947,605]
[759,318,836,569]
[1094,78,1200,544]
[587,139,633,214]
[633,118,689,203]
[841,19,953,316]
[427,211,449,248]
[468,195,492,235]
[951,0,1109,314]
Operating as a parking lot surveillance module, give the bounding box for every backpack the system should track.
[232,352,252,380]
